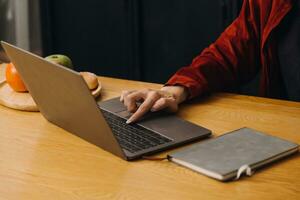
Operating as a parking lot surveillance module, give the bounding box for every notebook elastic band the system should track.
[235,165,253,180]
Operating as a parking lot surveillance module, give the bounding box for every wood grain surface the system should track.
[0,64,299,200]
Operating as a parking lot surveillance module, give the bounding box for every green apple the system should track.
[45,54,73,69]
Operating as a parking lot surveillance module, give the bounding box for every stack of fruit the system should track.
[4,54,100,95]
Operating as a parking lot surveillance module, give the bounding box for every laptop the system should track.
[1,41,211,160]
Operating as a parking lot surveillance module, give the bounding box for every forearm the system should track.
[166,0,260,99]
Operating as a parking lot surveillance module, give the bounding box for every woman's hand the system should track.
[120,86,188,124]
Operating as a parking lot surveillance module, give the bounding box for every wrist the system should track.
[160,85,189,104]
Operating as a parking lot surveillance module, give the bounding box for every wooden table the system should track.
[0,64,299,200]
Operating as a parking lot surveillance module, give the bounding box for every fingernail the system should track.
[126,119,132,124]
[151,108,156,112]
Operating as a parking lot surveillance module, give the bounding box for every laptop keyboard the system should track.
[100,109,172,153]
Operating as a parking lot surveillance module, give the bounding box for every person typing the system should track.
[121,0,300,124]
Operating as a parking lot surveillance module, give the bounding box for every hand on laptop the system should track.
[120,86,189,124]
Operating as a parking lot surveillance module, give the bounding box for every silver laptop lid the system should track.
[1,41,126,159]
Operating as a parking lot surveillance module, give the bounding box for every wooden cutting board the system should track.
[0,64,101,112]
[0,64,38,111]
[0,80,39,111]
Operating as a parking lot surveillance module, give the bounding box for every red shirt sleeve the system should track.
[166,0,261,99]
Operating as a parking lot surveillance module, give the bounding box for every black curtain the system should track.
[40,0,242,83]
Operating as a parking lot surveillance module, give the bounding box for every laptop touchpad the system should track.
[98,97,127,113]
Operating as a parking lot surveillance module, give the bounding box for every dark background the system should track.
[40,0,242,83]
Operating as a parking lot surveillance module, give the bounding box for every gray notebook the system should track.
[168,127,299,181]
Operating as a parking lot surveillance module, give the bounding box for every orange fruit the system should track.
[5,62,28,92]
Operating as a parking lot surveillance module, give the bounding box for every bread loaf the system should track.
[80,72,98,90]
